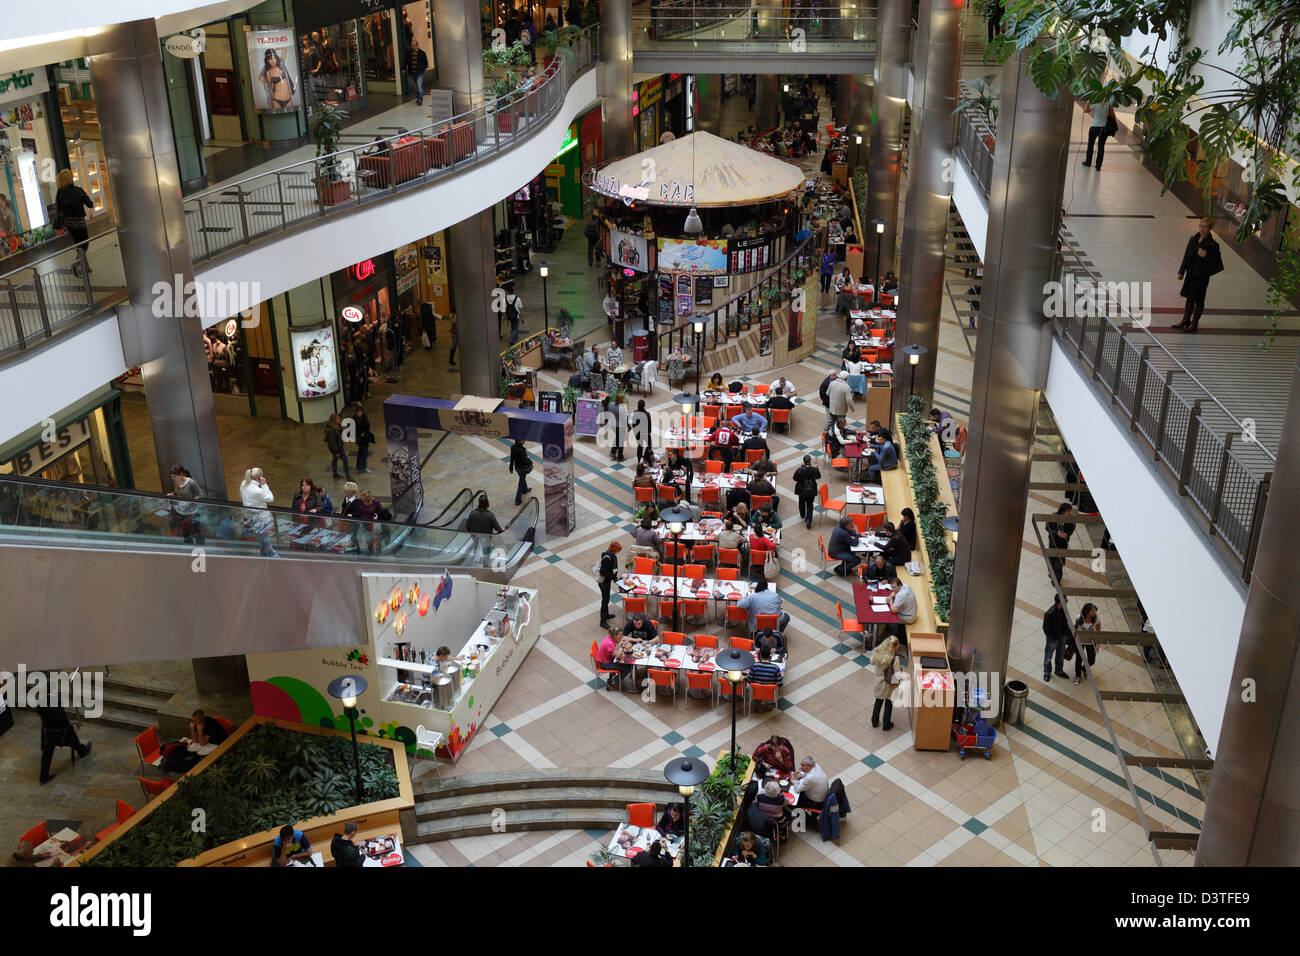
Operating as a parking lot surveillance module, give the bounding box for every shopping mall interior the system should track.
[0,0,1296,879]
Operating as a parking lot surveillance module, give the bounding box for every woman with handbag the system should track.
[352,403,375,474]
[1072,602,1101,684]
[56,169,94,277]
[871,635,900,730]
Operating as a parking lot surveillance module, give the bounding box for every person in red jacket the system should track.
[709,421,740,466]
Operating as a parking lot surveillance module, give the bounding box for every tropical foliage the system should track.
[83,723,399,867]
[686,752,751,867]
[900,394,953,621]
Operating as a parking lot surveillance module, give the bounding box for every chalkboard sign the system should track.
[694,277,713,306]
[537,390,562,414]
[575,398,603,436]
[675,274,693,297]
[658,296,673,326]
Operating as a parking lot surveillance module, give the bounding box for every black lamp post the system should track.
[664,755,710,867]
[540,263,550,332]
[871,218,887,305]
[714,647,754,767]
[327,675,368,804]
[902,343,928,400]
[660,503,694,632]
[692,319,705,398]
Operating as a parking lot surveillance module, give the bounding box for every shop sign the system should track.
[350,259,377,282]
[342,306,364,323]
[5,418,92,478]
[441,409,510,439]
[638,76,663,108]
[589,168,648,204]
[164,30,207,59]
[0,69,49,108]
[223,318,238,338]
[396,270,419,294]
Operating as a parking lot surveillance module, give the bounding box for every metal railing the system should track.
[183,27,600,264]
[955,82,994,196]
[632,3,876,49]
[0,230,121,360]
[655,229,819,366]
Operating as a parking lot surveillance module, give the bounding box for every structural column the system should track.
[867,0,909,282]
[87,21,226,501]
[946,46,1072,686]
[1197,357,1300,866]
[433,0,485,113]
[599,0,634,157]
[695,75,723,134]
[755,74,779,130]
[892,0,962,419]
[450,210,502,398]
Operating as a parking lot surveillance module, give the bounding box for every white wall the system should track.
[0,0,262,45]
[1044,337,1244,754]
[0,314,127,445]
[950,152,987,263]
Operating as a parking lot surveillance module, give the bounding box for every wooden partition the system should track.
[74,716,414,868]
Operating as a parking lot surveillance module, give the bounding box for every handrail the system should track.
[633,5,877,44]
[182,26,600,264]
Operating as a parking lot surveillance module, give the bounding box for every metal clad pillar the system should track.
[450,210,501,398]
[1197,354,1300,866]
[756,74,779,130]
[946,47,1072,684]
[867,0,909,281]
[600,0,634,157]
[433,0,485,113]
[695,75,722,134]
[87,20,226,500]
[892,0,962,418]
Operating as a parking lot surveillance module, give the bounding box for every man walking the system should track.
[503,282,524,344]
[1174,217,1224,333]
[819,248,835,294]
[1041,593,1070,681]
[584,215,600,266]
[404,40,428,106]
[508,437,532,505]
[1081,95,1113,171]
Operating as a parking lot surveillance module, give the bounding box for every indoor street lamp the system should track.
[713,647,754,768]
[854,133,862,169]
[664,755,710,867]
[692,319,705,399]
[539,263,550,332]
[902,343,928,400]
[660,503,695,633]
[941,515,959,541]
[327,675,369,803]
[871,218,887,306]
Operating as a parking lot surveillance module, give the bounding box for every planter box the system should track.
[315,176,352,206]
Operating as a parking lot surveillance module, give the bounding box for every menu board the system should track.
[575,398,603,436]
[694,277,713,306]
[537,390,562,414]
[729,235,773,274]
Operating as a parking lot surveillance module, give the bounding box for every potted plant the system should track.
[955,75,999,136]
[482,40,529,82]
[311,102,351,206]
[561,384,580,413]
[489,76,522,134]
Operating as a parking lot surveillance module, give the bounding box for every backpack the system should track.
[505,296,521,323]
[584,220,598,241]
[592,551,609,582]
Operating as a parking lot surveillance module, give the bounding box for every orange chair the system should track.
[140,776,175,800]
[866,511,887,529]
[686,670,716,707]
[836,601,865,644]
[730,461,749,472]
[725,605,749,631]
[751,384,770,395]
[681,563,706,579]
[692,543,716,569]
[850,512,869,533]
[863,349,880,363]
[703,404,722,421]
[635,485,656,506]
[213,716,233,737]
[746,449,764,465]
[683,599,709,626]
[94,824,119,842]
[18,822,48,849]
[134,727,162,777]
[748,681,780,716]
[699,418,716,431]
[634,556,657,575]
[647,669,678,706]
[587,860,614,867]
[626,803,656,828]
[623,595,649,626]
[818,534,833,572]
[731,637,755,651]
[770,407,791,432]
[659,599,678,624]
[818,483,847,526]
[704,460,724,474]
[699,486,722,511]
[718,548,745,576]
[591,639,626,693]
[717,676,742,712]
[662,541,690,564]
[755,613,781,633]
[693,634,719,650]
[656,483,679,507]
[750,494,773,512]
[116,799,135,825]
[717,567,740,581]
[700,511,725,521]
[662,630,688,645]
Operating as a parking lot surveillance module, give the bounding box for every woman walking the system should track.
[792,454,822,529]
[871,635,900,730]
[56,170,94,277]
[352,404,375,474]
[1072,602,1100,684]
[325,413,352,480]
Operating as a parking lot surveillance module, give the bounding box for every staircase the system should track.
[410,767,681,843]
[82,673,172,734]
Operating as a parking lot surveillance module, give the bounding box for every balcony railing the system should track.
[954,82,994,196]
[632,3,876,52]
[182,27,600,265]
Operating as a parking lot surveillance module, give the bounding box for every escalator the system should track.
[0,473,539,669]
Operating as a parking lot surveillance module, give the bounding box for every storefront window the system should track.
[302,22,364,106]
[204,320,250,396]
[361,12,397,85]
[0,408,118,486]
[0,67,60,254]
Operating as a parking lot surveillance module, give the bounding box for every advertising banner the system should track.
[657,237,728,274]
[245,25,301,114]
[609,227,650,272]
[290,324,340,398]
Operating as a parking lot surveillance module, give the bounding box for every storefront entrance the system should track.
[0,387,132,488]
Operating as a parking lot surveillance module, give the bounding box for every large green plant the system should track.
[900,393,952,621]
[311,102,349,180]
[684,754,751,867]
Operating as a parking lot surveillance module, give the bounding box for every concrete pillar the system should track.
[1197,357,1300,866]
[946,46,1072,684]
[892,0,962,420]
[867,0,909,282]
[433,0,484,113]
[450,209,501,398]
[599,0,634,157]
[847,75,872,170]
[695,75,722,134]
[755,74,779,130]
[86,20,226,500]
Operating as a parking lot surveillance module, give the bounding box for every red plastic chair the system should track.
[850,512,869,533]
[134,727,161,777]
[626,803,656,828]
[692,543,716,569]
[623,595,649,626]
[704,460,724,474]
[725,605,749,631]
[213,716,234,737]
[818,483,847,526]
[591,639,626,694]
[730,637,755,651]
[661,630,688,645]
[686,670,716,708]
[139,776,174,800]
[647,669,678,706]
[770,407,791,432]
[750,494,774,512]
[748,681,780,716]
[717,676,742,712]
[717,567,740,581]
[746,449,764,464]
[681,563,707,579]
[866,511,887,529]
[718,548,745,575]
[116,799,135,825]
[693,634,719,650]
[730,461,749,472]
[634,556,658,576]
[94,824,119,842]
[682,599,709,626]
[635,485,656,505]
[836,601,865,643]
[18,822,48,849]
[755,613,781,633]
[656,483,679,507]
[699,486,722,510]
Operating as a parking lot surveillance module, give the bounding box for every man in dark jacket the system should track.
[38,705,91,784]
[597,541,621,627]
[508,438,532,505]
[419,301,437,350]
[584,215,600,265]
[466,495,503,564]
[1174,217,1224,333]
[1045,502,1075,583]
[404,40,428,105]
[332,821,365,867]
[818,371,834,410]
[1042,593,1070,681]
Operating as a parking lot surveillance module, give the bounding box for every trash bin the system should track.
[1003,680,1029,725]
[633,330,649,363]
[431,673,455,710]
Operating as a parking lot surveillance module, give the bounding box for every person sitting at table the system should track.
[331,820,365,868]
[747,647,783,700]
[888,575,918,643]
[828,515,862,577]
[863,552,895,584]
[604,340,623,370]
[633,500,660,523]
[770,375,797,398]
[631,517,659,550]
[749,453,777,479]
[865,434,898,482]
[748,522,777,576]
[658,802,686,837]
[11,835,54,864]
[578,345,600,381]
[898,507,919,550]
[791,755,830,811]
[622,611,659,645]
[632,840,674,867]
[747,470,776,501]
[753,734,795,776]
[737,576,789,633]
[597,628,628,691]
[742,427,769,458]
[825,421,852,460]
[878,522,911,568]
[752,503,781,532]
[755,779,792,842]
[716,518,748,558]
[725,484,751,516]
[843,341,861,365]
[666,448,694,500]
[435,646,453,665]
[755,627,786,655]
[632,463,657,490]
[731,831,771,866]
[882,271,899,294]
[271,824,313,867]
[707,371,726,391]
[708,420,741,466]
[867,420,892,444]
[364,134,391,157]
[766,387,794,427]
[731,403,767,434]
[668,487,700,524]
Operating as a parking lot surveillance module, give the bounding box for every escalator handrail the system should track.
[409,487,477,527]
